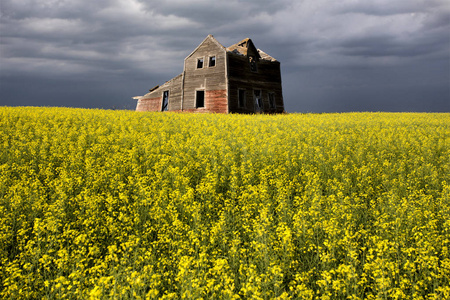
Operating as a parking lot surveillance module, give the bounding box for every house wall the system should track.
[183,37,228,113]
[227,52,284,114]
[136,96,161,111]
[136,74,183,112]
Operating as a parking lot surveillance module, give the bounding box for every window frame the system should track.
[238,89,246,108]
[197,57,204,69]
[249,55,257,72]
[268,92,276,109]
[208,56,216,67]
[196,90,205,108]
[253,89,263,111]
[161,90,169,111]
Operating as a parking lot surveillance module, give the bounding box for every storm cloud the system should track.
[1,0,449,112]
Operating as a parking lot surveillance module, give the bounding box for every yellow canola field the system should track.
[0,107,449,299]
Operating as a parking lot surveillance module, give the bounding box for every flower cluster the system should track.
[1,107,449,299]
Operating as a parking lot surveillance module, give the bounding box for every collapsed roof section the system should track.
[256,49,278,62]
[226,38,260,58]
[226,38,278,62]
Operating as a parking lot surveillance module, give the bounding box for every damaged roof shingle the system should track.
[226,38,277,62]
[257,49,278,62]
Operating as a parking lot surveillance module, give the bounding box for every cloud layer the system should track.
[1,0,449,111]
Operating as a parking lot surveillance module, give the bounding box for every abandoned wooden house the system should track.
[133,35,284,114]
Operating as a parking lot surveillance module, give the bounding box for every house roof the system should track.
[256,49,278,62]
[226,38,277,62]
[226,38,260,58]
[185,34,226,60]
[139,73,183,99]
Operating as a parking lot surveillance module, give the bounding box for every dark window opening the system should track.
[249,56,257,72]
[209,56,216,67]
[238,89,246,108]
[254,90,262,111]
[269,93,276,109]
[196,90,205,108]
[162,91,169,111]
[197,58,204,69]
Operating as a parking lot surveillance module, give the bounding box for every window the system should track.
[209,56,216,67]
[269,93,276,109]
[197,58,204,69]
[238,89,246,108]
[162,91,169,111]
[196,90,205,108]
[249,55,257,72]
[254,90,262,111]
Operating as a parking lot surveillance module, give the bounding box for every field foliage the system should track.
[1,107,449,299]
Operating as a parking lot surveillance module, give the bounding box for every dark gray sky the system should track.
[1,0,449,112]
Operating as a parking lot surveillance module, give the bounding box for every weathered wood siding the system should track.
[183,37,228,112]
[136,74,183,112]
[227,52,284,114]
[136,97,161,111]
